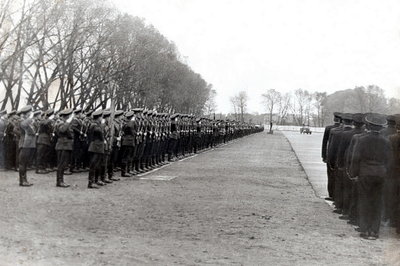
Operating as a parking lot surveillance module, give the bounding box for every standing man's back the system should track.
[322,112,341,200]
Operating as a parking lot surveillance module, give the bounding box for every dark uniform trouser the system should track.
[327,165,335,198]
[109,147,119,177]
[383,175,398,222]
[89,152,103,184]
[342,172,353,215]
[102,152,110,180]
[349,180,359,222]
[57,150,71,185]
[334,169,344,209]
[357,176,383,234]
[19,148,35,184]
[71,140,84,170]
[4,138,16,169]
[37,144,51,170]
[166,138,175,160]
[120,146,133,174]
[0,139,4,168]
[135,142,143,171]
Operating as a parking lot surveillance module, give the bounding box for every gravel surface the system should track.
[0,131,398,265]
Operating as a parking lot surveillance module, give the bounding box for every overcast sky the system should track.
[112,0,400,113]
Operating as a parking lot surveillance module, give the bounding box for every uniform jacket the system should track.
[121,120,136,146]
[389,133,400,174]
[0,118,8,139]
[20,118,36,149]
[344,129,366,175]
[37,118,53,146]
[55,120,74,151]
[326,126,344,168]
[88,120,104,154]
[4,118,15,143]
[321,123,339,161]
[102,122,110,153]
[112,120,122,147]
[70,117,84,142]
[335,126,358,169]
[170,123,179,140]
[351,131,392,178]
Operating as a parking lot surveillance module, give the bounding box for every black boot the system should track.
[109,173,120,181]
[57,173,70,188]
[19,173,33,187]
[57,182,70,188]
[102,175,113,184]
[121,163,131,177]
[88,172,99,188]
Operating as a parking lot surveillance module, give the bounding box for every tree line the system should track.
[261,86,400,127]
[0,0,212,114]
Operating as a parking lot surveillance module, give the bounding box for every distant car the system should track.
[300,127,312,134]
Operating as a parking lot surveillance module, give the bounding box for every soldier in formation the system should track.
[0,106,263,189]
[322,112,398,240]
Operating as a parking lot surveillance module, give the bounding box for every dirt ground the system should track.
[0,131,399,265]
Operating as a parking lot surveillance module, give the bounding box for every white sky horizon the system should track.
[111,0,400,114]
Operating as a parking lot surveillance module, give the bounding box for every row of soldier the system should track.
[0,106,263,189]
[322,112,398,240]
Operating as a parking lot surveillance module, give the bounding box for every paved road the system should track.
[280,130,328,199]
[0,131,396,265]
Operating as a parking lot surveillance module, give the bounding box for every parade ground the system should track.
[0,131,399,265]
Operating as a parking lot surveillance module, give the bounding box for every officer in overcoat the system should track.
[327,114,344,210]
[36,109,54,174]
[382,115,398,223]
[55,109,74,188]
[387,115,400,229]
[0,110,7,169]
[4,110,17,170]
[120,111,135,177]
[321,112,341,200]
[87,110,105,188]
[18,106,35,186]
[100,110,113,184]
[343,113,366,224]
[70,108,85,172]
[351,113,393,239]
[107,110,124,181]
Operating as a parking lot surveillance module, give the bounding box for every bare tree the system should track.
[277,92,291,125]
[387,97,400,114]
[291,89,311,126]
[235,91,248,123]
[313,92,327,127]
[204,88,217,117]
[230,96,239,120]
[262,89,281,125]
[365,85,386,113]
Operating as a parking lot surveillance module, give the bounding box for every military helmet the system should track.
[19,105,33,115]
[92,110,103,118]
[59,108,73,117]
[115,110,124,117]
[102,110,111,118]
[125,111,134,118]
